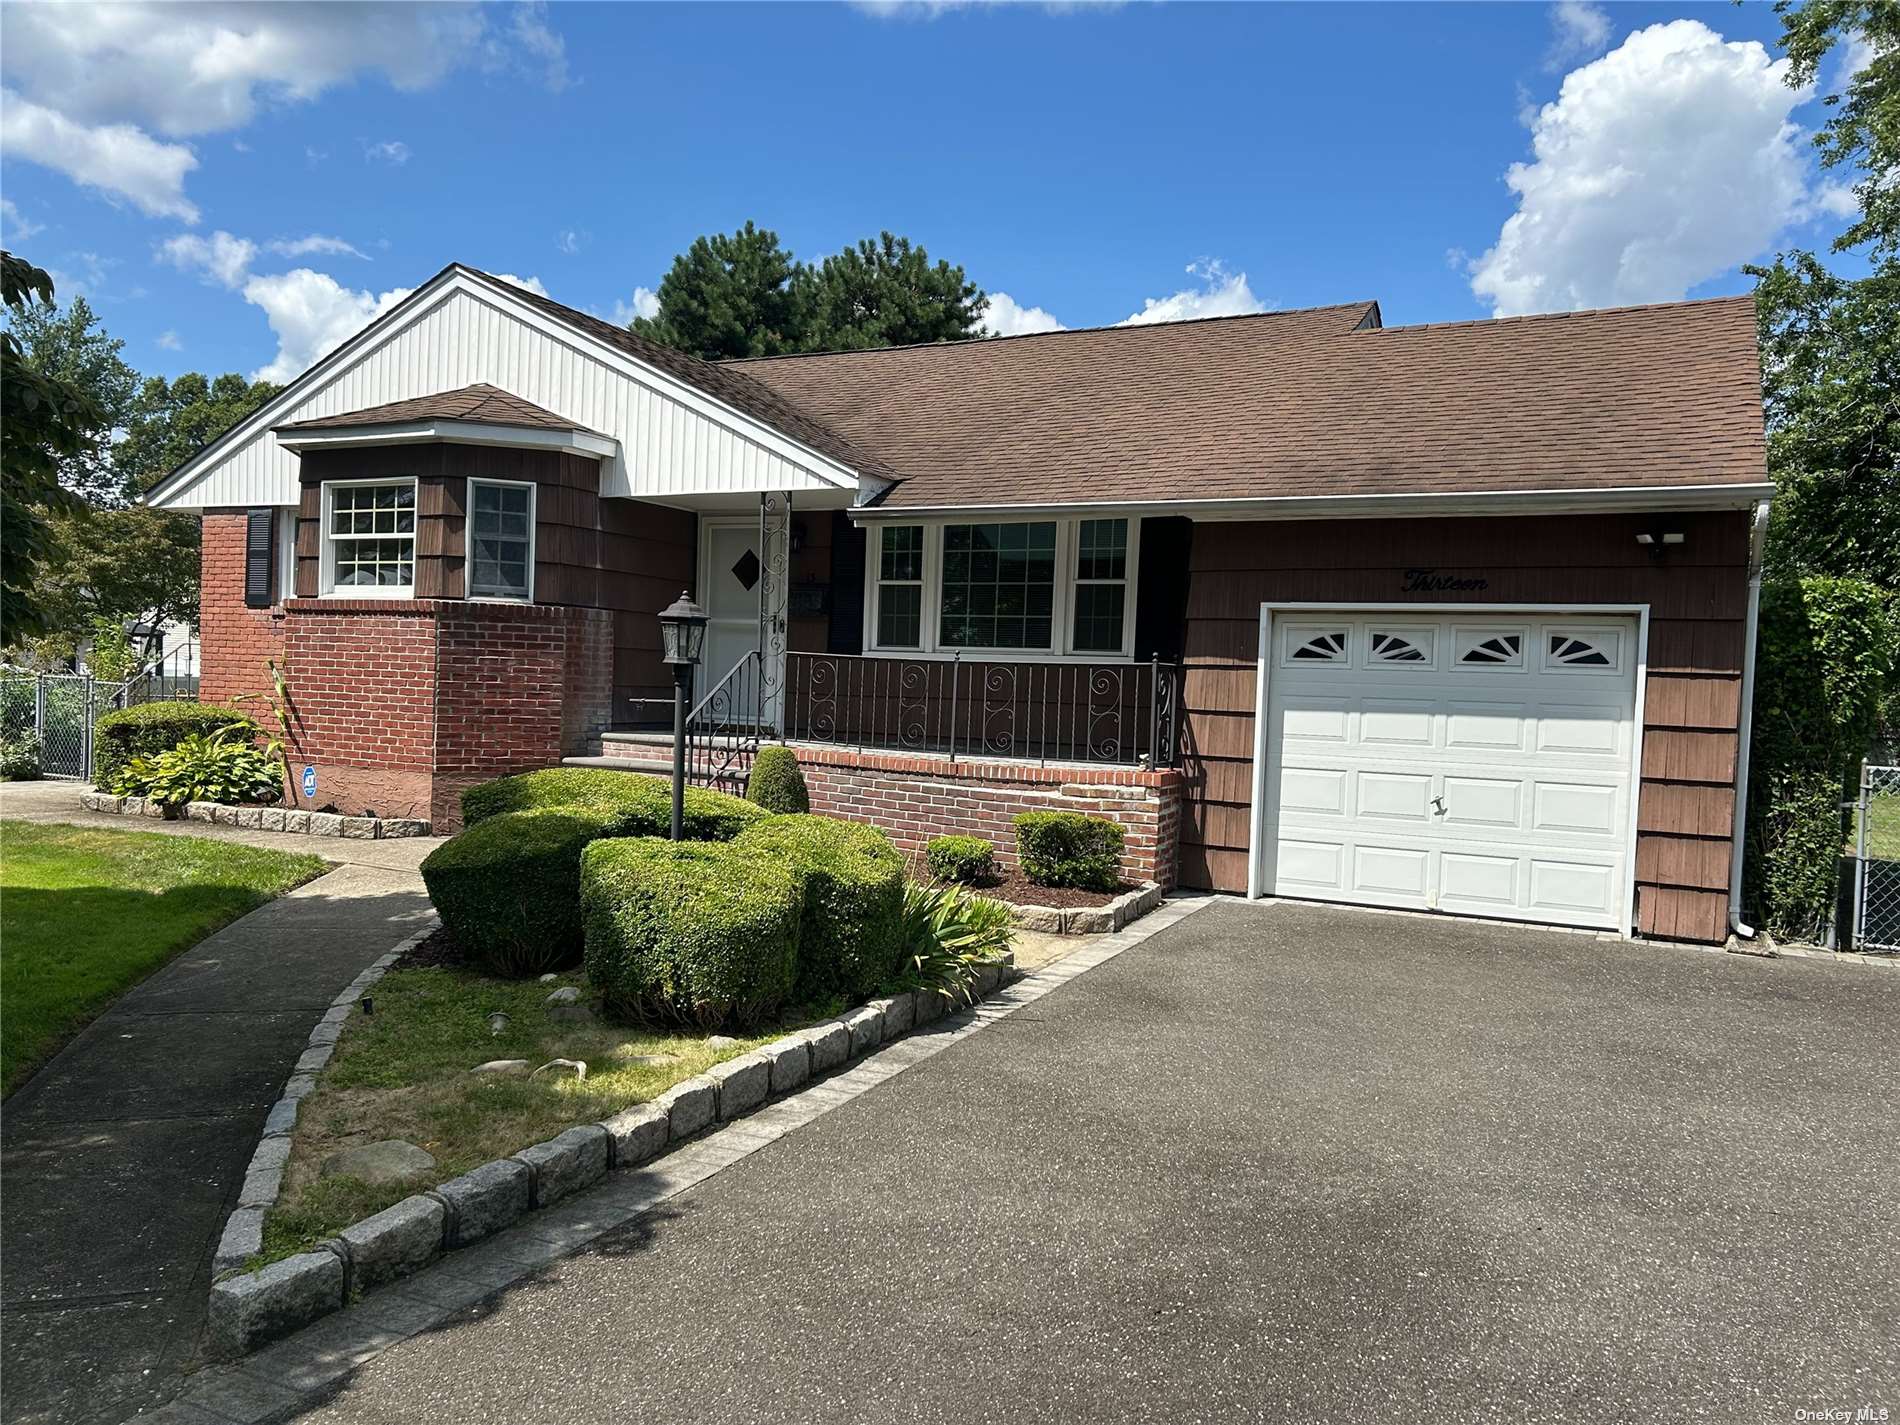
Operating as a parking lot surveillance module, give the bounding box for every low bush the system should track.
[0,732,41,782]
[581,837,801,1029]
[113,724,284,807]
[735,814,904,1001]
[461,766,765,841]
[421,806,616,977]
[894,882,1014,1005]
[746,745,809,814]
[1013,811,1124,891]
[93,702,256,791]
[925,835,995,885]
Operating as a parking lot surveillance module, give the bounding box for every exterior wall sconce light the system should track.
[1635,531,1685,560]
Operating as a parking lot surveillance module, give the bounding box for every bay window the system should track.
[864,515,1137,658]
[321,479,416,595]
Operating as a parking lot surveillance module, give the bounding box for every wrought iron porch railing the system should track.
[682,650,766,795]
[782,651,1179,768]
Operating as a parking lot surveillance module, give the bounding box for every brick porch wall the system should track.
[788,745,1184,889]
[199,512,286,705]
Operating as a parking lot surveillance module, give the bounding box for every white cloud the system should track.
[1117,259,1266,325]
[0,197,44,242]
[1807,179,1862,221]
[979,291,1066,336]
[1469,21,1811,317]
[557,229,587,255]
[611,286,661,326]
[45,251,116,300]
[266,234,368,260]
[852,1,1120,18]
[241,269,414,384]
[0,88,199,222]
[158,229,257,288]
[1546,1,1612,69]
[365,140,411,165]
[488,2,570,93]
[156,329,182,351]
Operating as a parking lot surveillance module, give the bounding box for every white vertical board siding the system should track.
[155,286,845,510]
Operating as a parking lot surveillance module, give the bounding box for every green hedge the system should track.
[581,837,801,1029]
[746,745,809,814]
[925,835,995,885]
[92,703,255,790]
[1013,811,1124,891]
[421,806,616,977]
[1745,576,1898,941]
[461,767,765,841]
[736,814,905,1001]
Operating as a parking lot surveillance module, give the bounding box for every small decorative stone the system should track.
[470,1059,530,1076]
[544,986,581,1006]
[538,973,558,984]
[486,1011,510,1036]
[529,1057,587,1081]
[629,1052,679,1067]
[319,1139,437,1189]
[706,1034,740,1050]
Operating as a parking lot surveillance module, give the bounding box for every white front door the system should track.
[1258,613,1640,932]
[698,516,784,724]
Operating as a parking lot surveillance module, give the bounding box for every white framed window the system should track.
[468,478,535,601]
[862,515,1140,660]
[320,478,417,596]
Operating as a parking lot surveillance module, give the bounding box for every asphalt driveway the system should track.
[292,900,1898,1424]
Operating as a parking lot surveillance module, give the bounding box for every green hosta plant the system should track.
[113,725,284,807]
[893,882,1013,1006]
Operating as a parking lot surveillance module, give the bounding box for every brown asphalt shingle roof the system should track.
[730,296,1768,509]
[278,383,601,434]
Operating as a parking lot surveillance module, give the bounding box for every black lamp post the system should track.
[657,591,709,841]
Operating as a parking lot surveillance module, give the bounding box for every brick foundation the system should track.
[789,746,1184,889]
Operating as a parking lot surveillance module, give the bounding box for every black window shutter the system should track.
[827,511,867,654]
[245,509,276,608]
[1132,516,1193,661]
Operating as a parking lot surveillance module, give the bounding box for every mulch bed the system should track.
[395,926,472,970]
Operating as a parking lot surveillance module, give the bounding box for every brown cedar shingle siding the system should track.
[734,296,1766,510]
[1176,510,1750,944]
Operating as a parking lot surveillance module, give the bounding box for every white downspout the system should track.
[1728,500,1772,939]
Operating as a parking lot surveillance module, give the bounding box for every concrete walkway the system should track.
[0,780,444,1425]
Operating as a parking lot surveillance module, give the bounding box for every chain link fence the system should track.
[1,642,200,782]
[1850,763,1900,954]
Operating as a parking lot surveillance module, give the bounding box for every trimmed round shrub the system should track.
[736,814,905,1001]
[421,806,616,977]
[92,703,254,790]
[582,837,801,1029]
[746,745,809,814]
[925,834,995,886]
[1013,811,1124,891]
[461,766,765,841]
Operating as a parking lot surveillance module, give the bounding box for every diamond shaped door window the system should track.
[730,549,761,592]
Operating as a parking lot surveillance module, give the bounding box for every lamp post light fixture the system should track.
[657,590,709,841]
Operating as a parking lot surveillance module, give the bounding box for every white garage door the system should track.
[1258,613,1639,931]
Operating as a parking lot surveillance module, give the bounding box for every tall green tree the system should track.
[116,371,281,497]
[1779,0,1900,257]
[1,253,97,647]
[5,291,138,505]
[631,223,986,359]
[631,221,808,360]
[797,232,985,352]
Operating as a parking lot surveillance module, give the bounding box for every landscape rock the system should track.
[762,1036,810,1095]
[538,973,558,983]
[486,1012,510,1036]
[337,1194,444,1291]
[206,1250,343,1360]
[840,1005,883,1057]
[434,1159,532,1247]
[470,1059,531,1077]
[544,986,581,1006]
[319,1140,437,1189]
[706,1054,770,1119]
[597,1103,669,1169]
[706,1034,741,1050]
[803,1021,850,1073]
[530,1057,587,1081]
[655,1078,716,1141]
[630,1052,679,1067]
[514,1125,609,1207]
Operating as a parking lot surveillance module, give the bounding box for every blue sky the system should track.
[0,1,1864,385]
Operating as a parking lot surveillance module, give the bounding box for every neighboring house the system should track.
[145,264,1772,944]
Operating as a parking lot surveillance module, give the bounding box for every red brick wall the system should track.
[791,745,1183,889]
[199,512,286,705]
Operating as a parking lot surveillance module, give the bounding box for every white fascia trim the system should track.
[276,420,617,460]
[850,483,1777,523]
[146,268,860,508]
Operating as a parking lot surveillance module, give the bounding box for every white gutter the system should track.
[849,482,1776,523]
[275,420,619,461]
[1727,498,1773,940]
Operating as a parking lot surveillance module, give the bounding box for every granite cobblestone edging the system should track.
[78,790,431,839]
[204,953,1021,1361]
[1004,880,1163,936]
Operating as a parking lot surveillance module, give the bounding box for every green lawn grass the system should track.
[1861,793,1900,860]
[260,962,795,1265]
[0,821,328,1095]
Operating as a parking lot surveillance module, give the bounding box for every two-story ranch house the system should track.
[146,264,1772,945]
